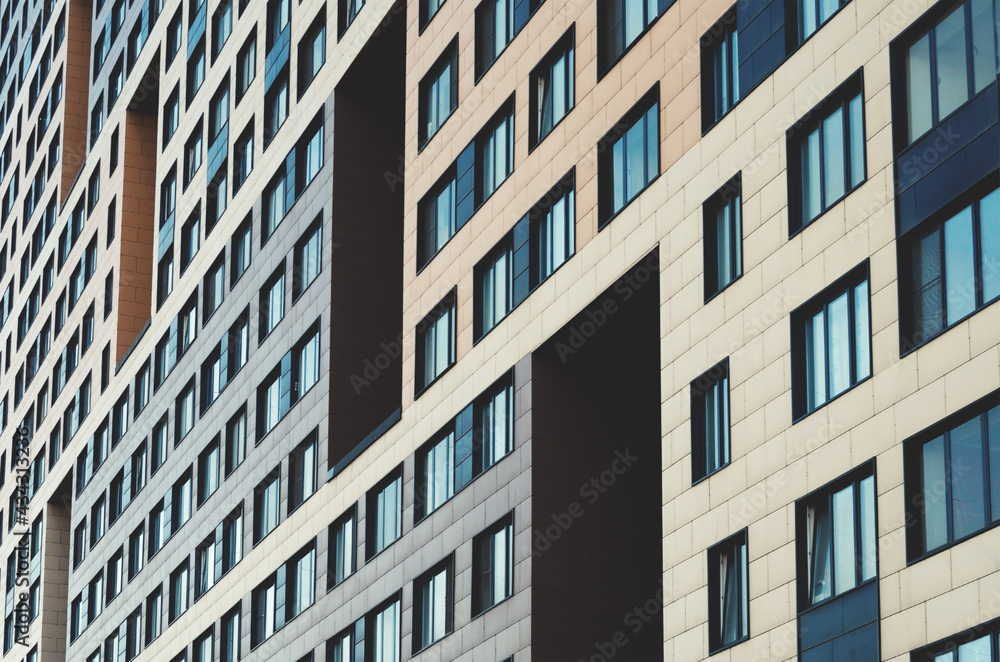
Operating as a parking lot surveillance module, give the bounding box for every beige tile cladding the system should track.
[0,0,997,658]
[402,0,1000,660]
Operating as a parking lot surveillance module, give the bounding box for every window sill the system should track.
[791,374,871,425]
[598,172,662,232]
[414,449,515,526]
[472,593,512,621]
[900,297,1000,359]
[365,535,401,565]
[708,635,749,657]
[527,110,572,156]
[906,517,1000,567]
[704,273,742,305]
[418,108,456,155]
[788,178,866,240]
[691,460,730,487]
[414,361,455,400]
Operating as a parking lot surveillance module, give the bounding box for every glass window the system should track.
[145,588,162,644]
[902,187,1000,348]
[419,41,458,147]
[704,175,742,299]
[264,169,288,239]
[533,176,574,284]
[234,124,254,190]
[198,440,220,505]
[475,0,542,78]
[367,471,401,559]
[417,431,454,520]
[907,397,1000,559]
[691,360,729,482]
[793,266,871,418]
[169,562,189,622]
[708,530,749,652]
[204,254,226,320]
[254,471,280,542]
[163,87,180,146]
[597,0,671,74]
[899,0,999,144]
[251,578,276,647]
[799,0,848,42]
[166,10,182,65]
[294,218,322,299]
[196,536,216,597]
[237,32,257,100]
[299,13,325,92]
[417,174,456,269]
[289,434,317,511]
[420,0,445,28]
[701,7,739,128]
[221,608,240,662]
[185,123,203,186]
[328,509,355,588]
[265,71,289,143]
[289,545,315,618]
[339,0,364,37]
[176,382,196,443]
[260,267,285,338]
[416,292,456,393]
[180,213,201,271]
[476,101,514,205]
[599,88,659,227]
[210,82,230,142]
[413,560,452,652]
[530,28,574,147]
[476,240,512,338]
[213,1,233,58]
[792,78,865,231]
[194,629,213,662]
[370,599,399,662]
[188,41,206,103]
[225,407,247,476]
[473,513,514,615]
[232,216,252,283]
[799,464,876,605]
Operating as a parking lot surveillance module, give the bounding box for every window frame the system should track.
[597,84,660,229]
[528,25,575,150]
[703,173,743,301]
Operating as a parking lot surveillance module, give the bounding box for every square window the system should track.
[598,86,659,227]
[703,174,742,300]
[366,469,401,559]
[529,27,574,148]
[691,359,730,482]
[415,290,456,394]
[708,530,749,652]
[791,263,871,419]
[419,40,458,147]
[413,558,453,653]
[787,72,865,233]
[472,512,513,615]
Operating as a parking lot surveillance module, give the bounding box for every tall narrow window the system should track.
[366,470,401,559]
[792,264,871,418]
[328,508,355,588]
[474,0,542,78]
[232,215,252,283]
[532,174,574,284]
[473,513,514,615]
[789,72,865,232]
[708,530,749,652]
[476,100,514,206]
[298,12,325,93]
[476,240,512,338]
[294,217,322,299]
[288,434,317,512]
[417,173,456,269]
[369,598,400,662]
[413,558,453,653]
[237,32,257,101]
[260,265,285,338]
[530,28,574,148]
[598,87,659,227]
[704,9,740,132]
[704,174,742,299]
[691,359,729,482]
[198,440,220,505]
[225,407,247,476]
[419,41,458,148]
[254,470,280,543]
[415,291,456,394]
[417,429,455,520]
[221,607,240,662]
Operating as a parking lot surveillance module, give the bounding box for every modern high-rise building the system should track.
[0,0,997,660]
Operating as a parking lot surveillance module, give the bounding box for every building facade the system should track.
[0,0,996,660]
